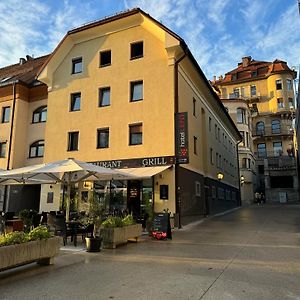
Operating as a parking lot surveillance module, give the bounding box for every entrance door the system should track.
[127,180,141,218]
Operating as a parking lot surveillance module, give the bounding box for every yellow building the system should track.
[1,9,241,224]
[215,56,298,203]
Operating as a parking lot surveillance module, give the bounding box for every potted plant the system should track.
[84,196,104,252]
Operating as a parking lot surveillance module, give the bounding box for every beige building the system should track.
[214,56,297,203]
[0,9,241,223]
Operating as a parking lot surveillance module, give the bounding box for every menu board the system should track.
[152,213,172,240]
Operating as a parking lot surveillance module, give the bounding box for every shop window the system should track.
[0,142,6,158]
[129,123,142,145]
[130,81,143,102]
[97,128,109,149]
[68,131,79,151]
[29,140,44,158]
[276,79,282,90]
[32,106,47,123]
[70,93,81,111]
[271,120,281,134]
[130,41,143,59]
[99,87,110,107]
[72,57,82,74]
[100,50,111,67]
[2,107,10,123]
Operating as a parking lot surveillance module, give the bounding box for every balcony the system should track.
[252,127,293,138]
[254,153,295,170]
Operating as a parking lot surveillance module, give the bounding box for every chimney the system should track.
[218,75,223,80]
[19,58,26,65]
[26,55,34,61]
[213,75,217,82]
[242,56,251,67]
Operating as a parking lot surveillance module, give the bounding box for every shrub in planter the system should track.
[0,231,28,247]
[28,226,51,241]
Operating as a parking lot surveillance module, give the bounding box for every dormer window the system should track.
[251,70,257,77]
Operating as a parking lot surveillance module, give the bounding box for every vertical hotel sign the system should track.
[175,112,189,164]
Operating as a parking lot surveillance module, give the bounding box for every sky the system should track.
[0,0,299,80]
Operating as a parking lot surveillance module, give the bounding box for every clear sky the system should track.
[0,0,299,80]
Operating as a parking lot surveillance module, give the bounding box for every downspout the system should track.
[236,142,242,206]
[3,81,17,211]
[174,50,187,229]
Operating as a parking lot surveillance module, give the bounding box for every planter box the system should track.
[0,236,60,271]
[101,224,142,249]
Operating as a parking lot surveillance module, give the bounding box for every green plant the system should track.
[0,231,28,247]
[28,226,51,241]
[88,196,104,237]
[18,209,38,232]
[122,215,135,226]
[102,216,123,228]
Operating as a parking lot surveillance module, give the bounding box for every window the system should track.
[250,85,256,96]
[256,121,265,135]
[241,87,245,97]
[130,41,143,59]
[233,88,240,98]
[100,50,111,67]
[288,98,294,108]
[97,128,109,148]
[286,79,292,91]
[29,140,44,158]
[195,181,201,197]
[257,143,266,158]
[70,93,81,111]
[99,87,110,107]
[72,57,82,74]
[193,98,196,116]
[210,148,213,165]
[271,120,280,134]
[215,124,218,139]
[68,132,79,151]
[245,132,249,147]
[273,141,282,157]
[2,107,10,123]
[32,106,47,123]
[193,136,197,155]
[242,158,247,169]
[276,79,282,90]
[129,123,142,145]
[277,98,284,109]
[216,152,219,168]
[251,70,257,77]
[0,142,6,158]
[130,81,143,102]
[209,117,212,131]
[239,131,245,147]
[237,108,245,124]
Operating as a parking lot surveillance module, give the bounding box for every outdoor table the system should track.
[66,221,79,246]
[5,219,23,232]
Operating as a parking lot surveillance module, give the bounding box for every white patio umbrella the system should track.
[0,159,136,221]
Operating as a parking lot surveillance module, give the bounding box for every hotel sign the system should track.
[175,112,189,164]
[92,156,175,169]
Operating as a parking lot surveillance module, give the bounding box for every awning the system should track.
[119,165,172,179]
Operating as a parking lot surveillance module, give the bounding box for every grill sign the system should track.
[176,112,189,164]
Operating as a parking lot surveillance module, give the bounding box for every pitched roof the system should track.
[216,56,296,85]
[0,55,50,87]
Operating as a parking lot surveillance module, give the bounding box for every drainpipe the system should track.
[3,81,17,211]
[236,143,242,206]
[174,50,187,229]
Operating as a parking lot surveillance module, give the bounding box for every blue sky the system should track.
[0,0,299,80]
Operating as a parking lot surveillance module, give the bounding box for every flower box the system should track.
[0,236,60,271]
[100,224,142,249]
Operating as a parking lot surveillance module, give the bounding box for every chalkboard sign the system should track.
[152,212,172,240]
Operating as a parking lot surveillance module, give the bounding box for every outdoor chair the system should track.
[53,217,74,246]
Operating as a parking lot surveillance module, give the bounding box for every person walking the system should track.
[255,192,261,205]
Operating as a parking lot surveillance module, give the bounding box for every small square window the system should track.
[97,128,109,148]
[99,87,110,107]
[129,123,142,145]
[2,107,10,123]
[100,50,111,67]
[68,131,79,151]
[130,81,143,102]
[70,93,81,111]
[130,41,143,60]
[0,142,6,158]
[72,57,82,74]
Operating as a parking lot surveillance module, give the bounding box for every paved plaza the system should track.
[0,204,300,300]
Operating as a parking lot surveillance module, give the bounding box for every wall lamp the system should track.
[240,175,245,185]
[217,172,224,181]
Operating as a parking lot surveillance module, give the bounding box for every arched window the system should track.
[271,120,281,134]
[29,140,44,158]
[256,121,265,135]
[237,108,246,124]
[32,106,47,123]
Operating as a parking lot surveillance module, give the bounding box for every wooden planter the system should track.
[100,224,142,249]
[0,236,60,271]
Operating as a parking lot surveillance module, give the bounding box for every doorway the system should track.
[127,180,141,218]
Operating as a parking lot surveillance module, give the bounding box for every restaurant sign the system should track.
[92,156,175,169]
[175,112,189,164]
